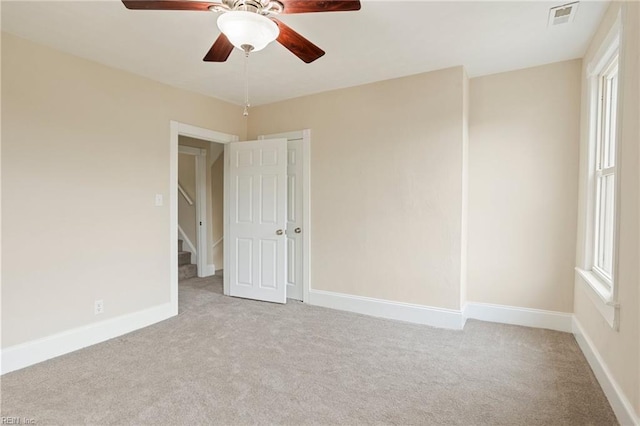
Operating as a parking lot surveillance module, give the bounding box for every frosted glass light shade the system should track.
[217,11,279,52]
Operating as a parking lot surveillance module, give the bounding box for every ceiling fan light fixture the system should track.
[217,11,279,53]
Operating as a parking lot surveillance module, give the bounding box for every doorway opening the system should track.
[178,138,225,280]
[169,122,310,312]
[169,121,238,313]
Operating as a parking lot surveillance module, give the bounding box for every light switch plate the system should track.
[155,194,163,206]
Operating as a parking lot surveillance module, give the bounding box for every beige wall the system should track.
[574,2,640,417]
[467,60,582,312]
[248,61,581,313]
[1,33,246,348]
[177,152,197,249]
[248,67,468,310]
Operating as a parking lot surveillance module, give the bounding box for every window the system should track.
[576,19,620,329]
[592,54,618,290]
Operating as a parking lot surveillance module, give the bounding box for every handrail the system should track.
[178,224,197,257]
[212,237,223,249]
[178,182,194,206]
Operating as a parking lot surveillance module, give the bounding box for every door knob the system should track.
[294,228,302,234]
[276,229,284,235]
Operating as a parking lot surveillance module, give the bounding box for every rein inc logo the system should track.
[1,418,36,425]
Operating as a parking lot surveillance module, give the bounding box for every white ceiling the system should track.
[1,0,609,106]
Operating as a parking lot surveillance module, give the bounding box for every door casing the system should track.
[169,121,238,313]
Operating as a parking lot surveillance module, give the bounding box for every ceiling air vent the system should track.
[548,2,579,26]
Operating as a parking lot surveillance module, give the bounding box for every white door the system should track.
[286,140,304,301]
[260,131,308,301]
[228,138,288,303]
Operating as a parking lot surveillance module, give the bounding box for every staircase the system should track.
[178,239,197,280]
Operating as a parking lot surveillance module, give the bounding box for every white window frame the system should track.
[576,15,622,329]
[592,55,618,288]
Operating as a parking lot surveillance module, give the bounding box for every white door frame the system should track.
[170,121,238,313]
[258,129,311,302]
[178,145,207,273]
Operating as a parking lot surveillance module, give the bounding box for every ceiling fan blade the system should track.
[279,0,360,14]
[203,33,234,62]
[272,19,325,63]
[121,1,221,11]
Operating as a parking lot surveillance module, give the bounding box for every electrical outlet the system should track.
[94,299,104,315]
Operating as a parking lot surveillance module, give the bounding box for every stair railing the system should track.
[212,236,223,249]
[178,181,194,206]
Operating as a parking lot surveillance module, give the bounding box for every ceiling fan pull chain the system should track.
[243,51,250,117]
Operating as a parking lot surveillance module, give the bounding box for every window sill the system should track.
[575,267,619,329]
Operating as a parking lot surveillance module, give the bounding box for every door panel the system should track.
[229,139,287,303]
[260,239,278,288]
[236,238,253,286]
[261,175,278,223]
[236,176,253,222]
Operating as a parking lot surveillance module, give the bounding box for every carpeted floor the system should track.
[1,275,617,425]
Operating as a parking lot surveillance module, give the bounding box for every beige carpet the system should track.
[1,275,617,425]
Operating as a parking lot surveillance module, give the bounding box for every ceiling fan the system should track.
[121,0,362,63]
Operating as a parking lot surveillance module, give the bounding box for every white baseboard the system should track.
[1,302,176,375]
[463,302,573,332]
[307,289,465,330]
[572,317,639,426]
